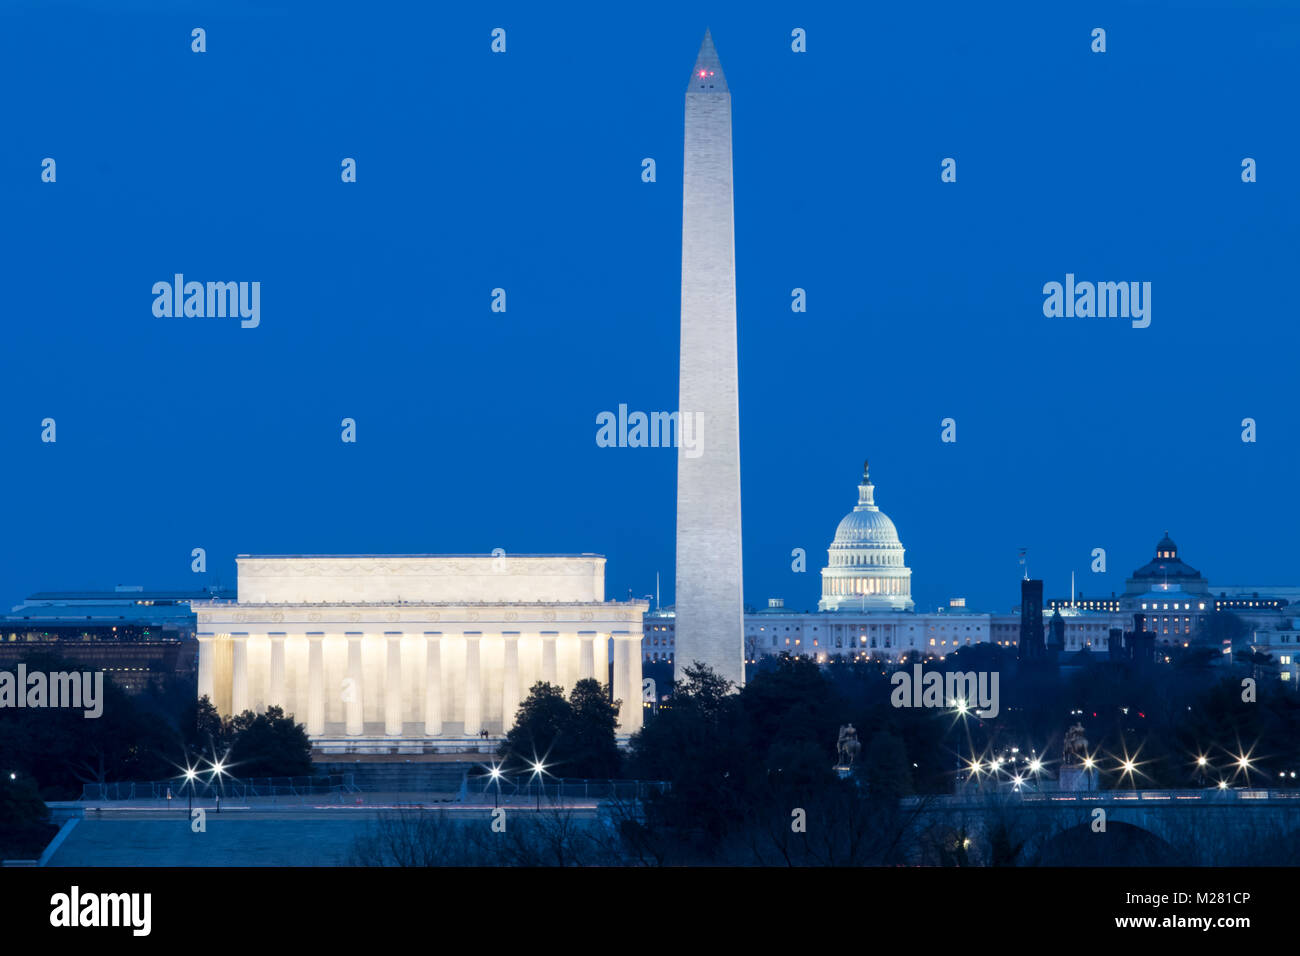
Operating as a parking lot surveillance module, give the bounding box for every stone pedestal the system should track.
[1059,765,1098,792]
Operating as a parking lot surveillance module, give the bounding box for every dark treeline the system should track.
[602,648,1299,863]
[0,650,312,857]
[4,641,1297,863]
[939,641,1300,789]
[0,650,313,799]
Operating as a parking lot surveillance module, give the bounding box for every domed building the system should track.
[819,461,914,612]
[1123,532,1209,598]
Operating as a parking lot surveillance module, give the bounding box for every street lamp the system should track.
[182,766,198,817]
[487,764,504,809]
[529,758,547,810]
[209,755,229,813]
[1194,754,1209,788]
[1118,757,1138,788]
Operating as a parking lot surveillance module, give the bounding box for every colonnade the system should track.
[197,628,644,738]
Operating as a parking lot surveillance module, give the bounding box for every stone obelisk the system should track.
[675,30,744,690]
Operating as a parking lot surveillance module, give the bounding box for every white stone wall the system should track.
[235,555,606,605]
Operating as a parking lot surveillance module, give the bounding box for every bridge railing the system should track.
[463,776,669,803]
[905,788,1300,808]
[79,774,359,802]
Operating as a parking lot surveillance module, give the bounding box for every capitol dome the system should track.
[819,460,914,612]
[832,507,902,545]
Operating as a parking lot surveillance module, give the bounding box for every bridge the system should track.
[900,789,1300,865]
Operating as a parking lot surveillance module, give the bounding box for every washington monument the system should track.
[675,30,744,689]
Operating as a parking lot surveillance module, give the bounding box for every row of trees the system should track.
[0,773,59,859]
[184,698,313,778]
[0,650,184,798]
[0,650,315,803]
[942,640,1300,789]
[494,657,941,863]
[497,678,622,778]
[497,643,1300,863]
[8,635,1298,863]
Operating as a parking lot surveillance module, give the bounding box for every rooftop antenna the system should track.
[1071,570,1075,609]
[1018,547,1028,580]
[656,572,660,611]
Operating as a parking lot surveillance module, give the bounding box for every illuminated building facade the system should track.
[0,585,232,692]
[193,555,646,752]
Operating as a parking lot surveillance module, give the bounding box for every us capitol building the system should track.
[817,462,915,612]
[644,459,1300,682]
[650,461,1020,664]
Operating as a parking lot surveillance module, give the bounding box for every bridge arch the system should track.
[1031,820,1185,866]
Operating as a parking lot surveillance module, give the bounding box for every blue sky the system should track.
[1,1,1297,614]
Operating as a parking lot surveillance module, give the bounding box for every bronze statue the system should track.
[837,723,861,767]
[1063,722,1089,766]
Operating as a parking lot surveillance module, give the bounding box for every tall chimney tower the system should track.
[1018,579,1045,662]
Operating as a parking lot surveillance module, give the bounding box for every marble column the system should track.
[541,632,558,685]
[502,632,520,731]
[231,634,249,715]
[464,633,482,736]
[197,635,215,704]
[595,632,610,691]
[307,633,324,736]
[346,632,364,736]
[385,633,403,737]
[612,634,629,727]
[579,632,596,681]
[556,633,577,691]
[623,630,644,733]
[268,634,286,711]
[424,632,442,736]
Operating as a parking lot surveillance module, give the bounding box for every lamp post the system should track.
[488,764,503,809]
[209,755,228,813]
[530,759,547,810]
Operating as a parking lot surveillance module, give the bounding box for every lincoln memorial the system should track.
[192,554,646,751]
